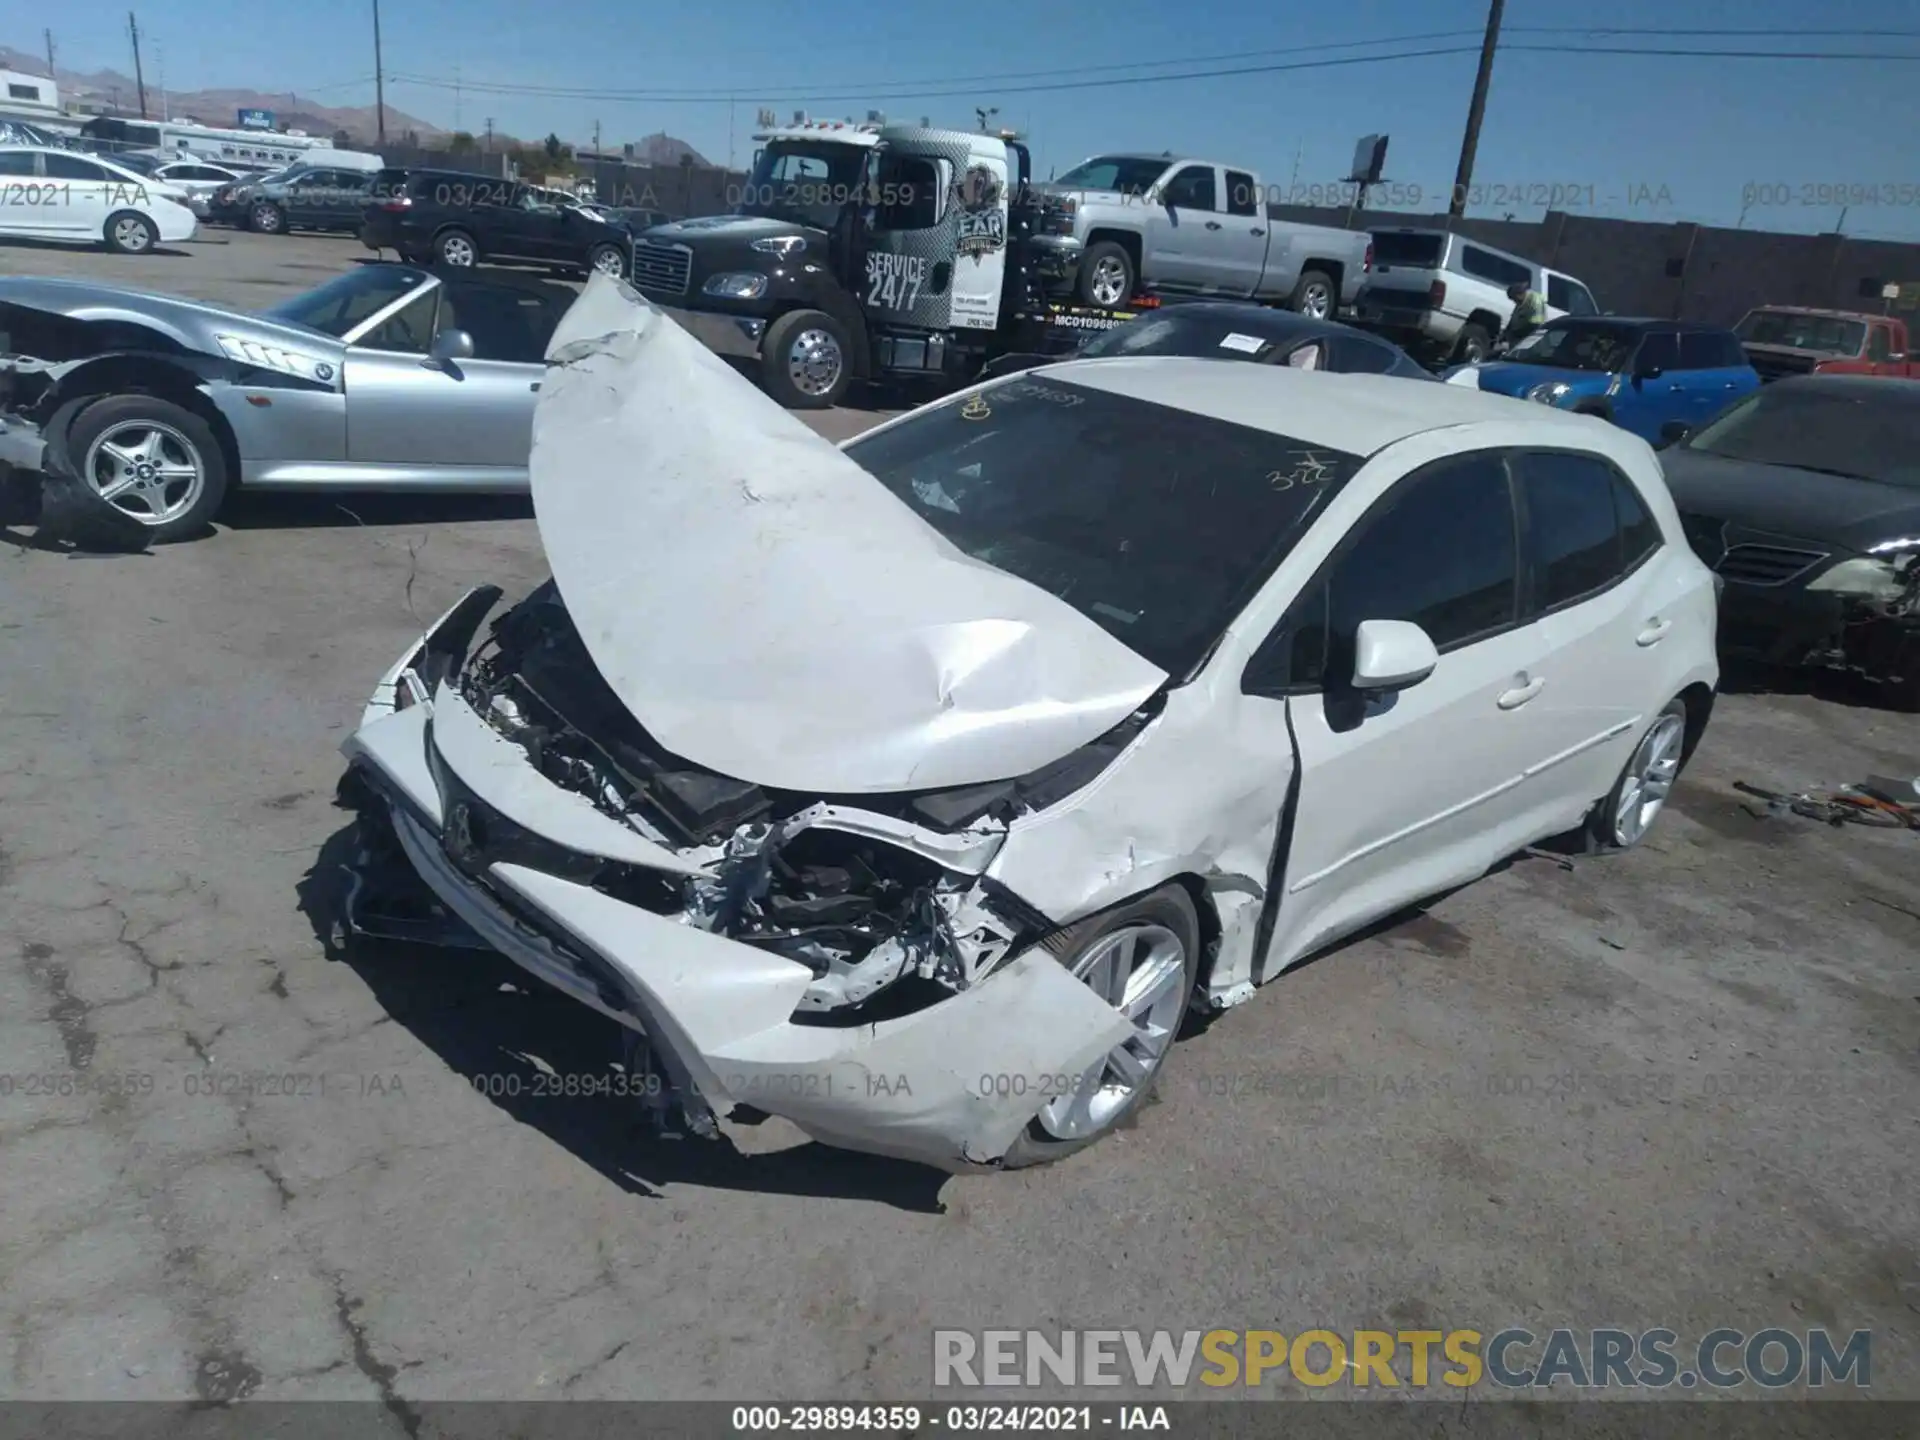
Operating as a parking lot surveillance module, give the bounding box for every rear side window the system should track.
[1460,245,1532,288]
[0,152,33,176]
[46,154,109,181]
[1329,333,1400,375]
[1615,471,1662,568]
[1548,275,1598,315]
[1677,332,1724,370]
[1714,333,1750,368]
[1636,330,1680,372]
[1517,451,1623,611]
[1225,170,1260,218]
[1371,231,1445,267]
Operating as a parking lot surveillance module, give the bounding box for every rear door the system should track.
[1677,330,1756,426]
[1509,449,1681,818]
[42,151,121,237]
[0,150,51,235]
[1259,447,1561,972]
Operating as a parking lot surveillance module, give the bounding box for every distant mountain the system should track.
[0,45,441,142]
[624,131,710,167]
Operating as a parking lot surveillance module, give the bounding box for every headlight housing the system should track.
[703,272,769,300]
[749,235,806,259]
[1525,380,1573,405]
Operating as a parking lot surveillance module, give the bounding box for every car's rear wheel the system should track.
[1289,269,1335,319]
[67,395,229,544]
[1453,323,1492,363]
[1582,698,1689,852]
[1002,884,1200,1169]
[103,210,157,254]
[436,229,478,267]
[249,201,285,234]
[761,309,851,409]
[588,243,628,279]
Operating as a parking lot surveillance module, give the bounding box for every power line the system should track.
[384,25,1920,105]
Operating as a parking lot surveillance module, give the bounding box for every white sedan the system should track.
[0,145,197,254]
[338,276,1720,1171]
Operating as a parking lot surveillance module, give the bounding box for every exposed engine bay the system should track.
[1814,547,1920,691]
[449,581,1152,1016]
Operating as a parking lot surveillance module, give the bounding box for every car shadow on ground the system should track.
[0,236,192,259]
[294,804,953,1213]
[220,491,535,532]
[1718,656,1916,715]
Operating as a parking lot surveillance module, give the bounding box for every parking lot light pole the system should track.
[373,0,387,148]
[1448,0,1504,222]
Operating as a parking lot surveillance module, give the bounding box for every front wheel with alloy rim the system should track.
[1077,240,1136,309]
[1289,269,1335,319]
[587,244,628,279]
[1583,698,1689,852]
[248,201,285,234]
[66,395,230,543]
[760,308,851,409]
[1002,884,1200,1168]
[104,210,157,254]
[436,229,479,267]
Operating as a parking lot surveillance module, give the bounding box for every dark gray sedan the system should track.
[980,301,1435,382]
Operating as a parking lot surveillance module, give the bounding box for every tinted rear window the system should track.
[1372,232,1445,267]
[843,377,1365,674]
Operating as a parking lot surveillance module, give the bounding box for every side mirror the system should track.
[1656,420,1691,449]
[427,329,475,367]
[1352,619,1438,692]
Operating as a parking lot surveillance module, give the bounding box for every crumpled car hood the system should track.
[528,273,1169,796]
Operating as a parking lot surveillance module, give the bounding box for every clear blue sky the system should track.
[35,0,1920,238]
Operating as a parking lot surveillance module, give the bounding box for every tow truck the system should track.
[627,119,1149,407]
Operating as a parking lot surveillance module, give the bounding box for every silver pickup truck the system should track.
[1029,153,1373,317]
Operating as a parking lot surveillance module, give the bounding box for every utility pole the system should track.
[372,0,387,146]
[592,118,601,155]
[453,64,463,132]
[43,28,55,82]
[484,117,494,153]
[154,40,167,121]
[1447,0,1504,222]
[128,12,148,119]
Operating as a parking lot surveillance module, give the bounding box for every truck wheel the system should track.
[1453,324,1492,363]
[761,310,851,409]
[1077,241,1135,309]
[1289,269,1335,319]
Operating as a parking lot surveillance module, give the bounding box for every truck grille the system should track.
[632,242,691,297]
[1716,543,1829,587]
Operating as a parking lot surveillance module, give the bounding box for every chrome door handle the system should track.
[1250,227,1265,236]
[530,382,540,392]
[1497,676,1546,709]
[1636,618,1672,647]
[1205,220,1222,230]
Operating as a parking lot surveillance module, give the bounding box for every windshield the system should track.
[841,375,1364,673]
[1735,310,1867,356]
[264,267,432,338]
[1080,313,1291,361]
[1502,321,1640,371]
[1684,384,1920,489]
[741,140,870,227]
[1053,156,1169,196]
[1371,231,1446,266]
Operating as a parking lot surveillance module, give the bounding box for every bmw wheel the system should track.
[1002,884,1200,1168]
[66,395,230,543]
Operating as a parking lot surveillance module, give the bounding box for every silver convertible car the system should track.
[0,265,568,541]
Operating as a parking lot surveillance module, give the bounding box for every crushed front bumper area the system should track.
[338,597,1136,1170]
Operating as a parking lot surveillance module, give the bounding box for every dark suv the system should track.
[360,169,637,280]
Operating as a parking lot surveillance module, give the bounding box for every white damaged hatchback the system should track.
[338,274,1720,1171]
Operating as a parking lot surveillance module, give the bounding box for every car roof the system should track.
[1038,357,1608,453]
[1773,373,1920,401]
[1743,305,1880,320]
[1546,316,1734,334]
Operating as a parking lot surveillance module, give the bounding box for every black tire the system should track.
[103,210,157,254]
[760,309,851,409]
[1452,323,1492,363]
[1289,268,1336,319]
[61,394,229,545]
[1578,697,1690,854]
[248,200,285,235]
[587,243,628,280]
[1076,239,1136,309]
[1001,884,1201,1169]
[435,228,479,267]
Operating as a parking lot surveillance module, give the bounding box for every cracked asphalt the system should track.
[0,231,1916,1417]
